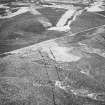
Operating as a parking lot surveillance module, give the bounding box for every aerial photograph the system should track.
[1,0,105,105]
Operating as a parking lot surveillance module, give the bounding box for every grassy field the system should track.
[1,24,105,105]
[0,4,105,105]
[0,10,66,53]
[0,7,105,53]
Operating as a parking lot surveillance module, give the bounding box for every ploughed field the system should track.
[1,1,105,105]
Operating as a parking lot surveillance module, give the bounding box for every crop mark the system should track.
[49,48,61,81]
[38,50,57,105]
[38,50,50,80]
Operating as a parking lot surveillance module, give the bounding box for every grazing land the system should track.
[1,0,105,105]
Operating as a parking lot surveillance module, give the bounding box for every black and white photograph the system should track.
[0,0,105,105]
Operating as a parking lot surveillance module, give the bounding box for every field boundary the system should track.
[93,12,105,19]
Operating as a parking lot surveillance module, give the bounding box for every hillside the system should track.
[0,0,105,105]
